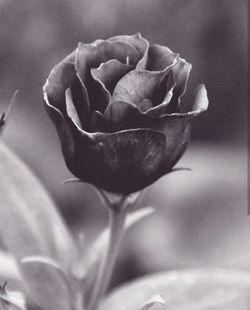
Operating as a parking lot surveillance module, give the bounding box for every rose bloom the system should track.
[43,33,208,194]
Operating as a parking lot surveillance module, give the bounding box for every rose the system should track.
[43,33,208,194]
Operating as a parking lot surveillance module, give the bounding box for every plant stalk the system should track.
[87,205,127,310]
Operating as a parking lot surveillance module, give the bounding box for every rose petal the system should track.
[108,32,149,58]
[151,117,191,173]
[167,57,192,113]
[145,72,176,117]
[136,44,179,71]
[65,88,82,129]
[43,52,89,129]
[44,52,75,117]
[112,68,173,108]
[192,84,209,112]
[89,72,111,113]
[104,71,175,129]
[76,41,140,112]
[90,111,109,132]
[72,129,167,194]
[165,84,209,119]
[43,92,77,174]
[104,100,141,130]
[91,60,134,94]
[76,40,140,85]
[137,99,153,112]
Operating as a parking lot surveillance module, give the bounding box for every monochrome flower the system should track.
[43,33,208,194]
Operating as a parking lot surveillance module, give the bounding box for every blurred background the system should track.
[0,0,248,289]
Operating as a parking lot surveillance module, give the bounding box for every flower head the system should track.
[43,33,208,194]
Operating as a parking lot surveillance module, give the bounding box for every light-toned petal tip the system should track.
[139,294,165,310]
[193,84,209,113]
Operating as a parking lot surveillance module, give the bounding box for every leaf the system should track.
[0,142,76,310]
[100,269,250,310]
[0,141,76,268]
[20,259,72,310]
[0,251,20,281]
[0,289,26,310]
[21,256,66,278]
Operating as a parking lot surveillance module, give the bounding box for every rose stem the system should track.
[87,204,127,310]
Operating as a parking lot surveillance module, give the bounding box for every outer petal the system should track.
[71,129,167,194]
[136,85,208,172]
[43,92,77,175]
[44,51,89,129]
[108,33,149,58]
[128,86,209,170]
[152,117,191,173]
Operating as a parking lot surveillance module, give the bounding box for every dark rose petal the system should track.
[151,117,191,173]
[104,100,140,130]
[137,44,178,71]
[104,71,176,129]
[72,129,167,194]
[106,84,208,131]
[43,92,77,174]
[89,72,111,113]
[137,99,153,112]
[76,40,140,85]
[76,40,140,112]
[112,68,173,108]
[43,33,209,195]
[145,71,176,117]
[44,51,89,129]
[65,88,82,129]
[167,57,192,113]
[164,84,209,119]
[91,60,134,94]
[90,111,109,132]
[108,33,149,58]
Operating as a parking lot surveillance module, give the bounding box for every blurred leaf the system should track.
[20,260,72,310]
[0,141,76,268]
[0,142,76,310]
[0,288,26,310]
[21,255,67,280]
[100,269,250,310]
[0,251,20,281]
[139,294,165,310]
